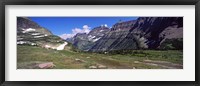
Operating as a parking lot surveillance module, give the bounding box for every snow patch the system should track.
[100,30,104,32]
[88,35,92,38]
[88,35,96,41]
[57,42,68,50]
[22,28,36,33]
[31,43,37,46]
[17,41,27,44]
[92,36,96,38]
[45,45,51,48]
[92,37,101,42]
[31,33,40,36]
[34,35,45,38]
[44,34,48,36]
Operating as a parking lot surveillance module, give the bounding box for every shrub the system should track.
[160,38,183,50]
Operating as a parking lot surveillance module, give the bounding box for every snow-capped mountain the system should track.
[70,25,110,51]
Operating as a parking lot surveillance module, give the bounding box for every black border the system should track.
[0,0,199,86]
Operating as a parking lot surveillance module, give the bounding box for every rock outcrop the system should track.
[71,26,110,51]
[89,20,137,52]
[88,17,183,52]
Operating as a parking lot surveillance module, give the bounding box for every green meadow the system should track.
[17,45,183,69]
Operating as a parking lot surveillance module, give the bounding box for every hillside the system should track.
[17,17,70,50]
[70,17,183,52]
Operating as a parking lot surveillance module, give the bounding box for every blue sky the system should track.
[29,17,138,39]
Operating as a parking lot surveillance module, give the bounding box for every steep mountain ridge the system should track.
[17,17,69,50]
[17,17,52,35]
[129,17,183,49]
[89,20,137,52]
[71,26,110,50]
[88,17,183,52]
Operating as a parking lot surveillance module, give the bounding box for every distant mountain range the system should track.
[69,17,183,52]
[17,17,183,52]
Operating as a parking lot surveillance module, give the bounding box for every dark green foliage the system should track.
[160,38,183,50]
[70,44,81,52]
[96,49,146,56]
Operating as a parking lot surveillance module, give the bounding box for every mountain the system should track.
[17,17,52,35]
[87,25,110,42]
[87,17,183,52]
[17,17,70,50]
[129,17,183,49]
[89,20,137,52]
[71,25,110,51]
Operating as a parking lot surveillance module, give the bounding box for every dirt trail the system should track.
[143,60,183,69]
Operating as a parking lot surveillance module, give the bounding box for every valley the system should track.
[17,17,183,69]
[17,45,183,69]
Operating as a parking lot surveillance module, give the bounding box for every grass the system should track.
[17,45,183,69]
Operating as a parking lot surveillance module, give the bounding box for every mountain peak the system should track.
[111,20,136,31]
[17,17,52,35]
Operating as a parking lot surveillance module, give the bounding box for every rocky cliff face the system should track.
[88,26,110,42]
[111,20,136,31]
[89,20,137,52]
[88,17,183,52]
[129,17,183,49]
[72,26,110,51]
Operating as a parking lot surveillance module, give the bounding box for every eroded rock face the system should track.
[89,30,138,52]
[72,33,90,50]
[89,17,183,52]
[129,17,183,49]
[111,20,136,31]
[89,20,138,52]
[71,26,110,51]
[65,17,183,52]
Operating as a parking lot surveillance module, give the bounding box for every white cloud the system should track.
[101,24,108,27]
[72,28,83,34]
[59,33,75,39]
[104,24,108,27]
[59,25,91,39]
[82,25,91,34]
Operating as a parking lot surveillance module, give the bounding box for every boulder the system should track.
[97,64,107,69]
[134,61,140,64]
[89,66,97,69]
[38,62,55,69]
